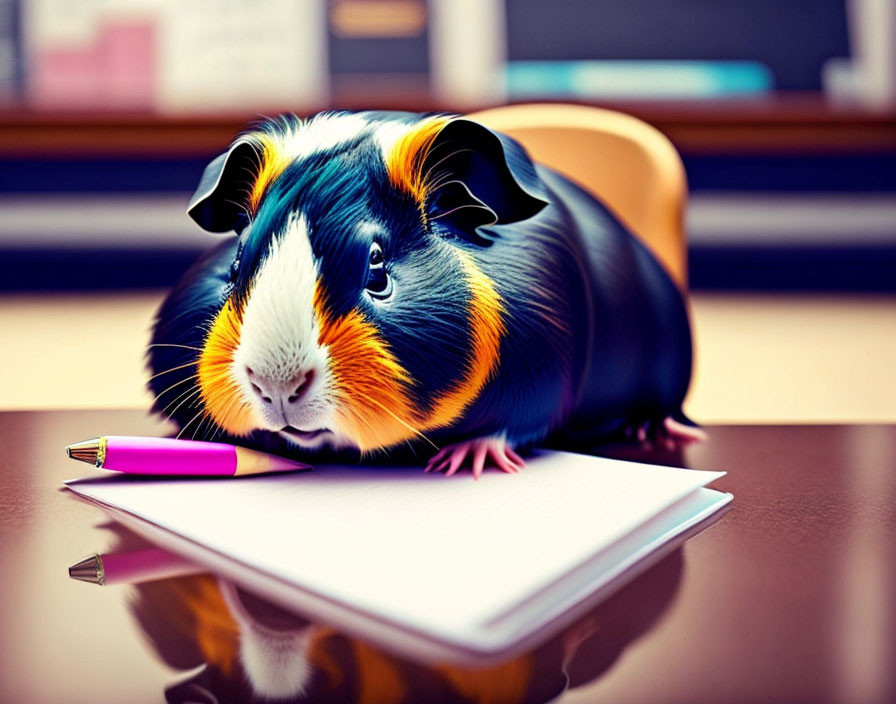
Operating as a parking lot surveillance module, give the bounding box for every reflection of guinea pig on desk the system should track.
[119,535,683,703]
[148,111,702,476]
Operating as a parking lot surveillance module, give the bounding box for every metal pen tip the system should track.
[65,438,102,466]
[68,555,105,585]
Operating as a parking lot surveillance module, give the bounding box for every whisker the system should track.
[350,389,439,451]
[222,197,253,221]
[421,147,473,186]
[192,412,217,442]
[146,343,203,352]
[149,373,200,405]
[176,407,208,441]
[162,387,203,425]
[207,422,226,443]
[148,361,201,382]
[429,204,496,222]
[160,382,201,413]
[424,170,455,194]
[189,415,206,442]
[198,406,226,442]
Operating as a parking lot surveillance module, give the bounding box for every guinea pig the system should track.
[147,111,703,478]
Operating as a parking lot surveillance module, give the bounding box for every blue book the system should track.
[506,60,773,99]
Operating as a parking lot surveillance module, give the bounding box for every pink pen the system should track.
[68,547,205,586]
[65,436,310,476]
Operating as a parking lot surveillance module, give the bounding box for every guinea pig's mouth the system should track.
[233,586,311,633]
[279,425,330,444]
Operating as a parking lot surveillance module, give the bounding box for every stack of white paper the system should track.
[67,449,731,664]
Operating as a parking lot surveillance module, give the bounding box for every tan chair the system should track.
[469,103,689,289]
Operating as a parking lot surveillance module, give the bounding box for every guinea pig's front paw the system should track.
[625,417,708,450]
[424,435,524,480]
[662,417,707,445]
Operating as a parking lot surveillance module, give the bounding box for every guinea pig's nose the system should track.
[245,366,316,408]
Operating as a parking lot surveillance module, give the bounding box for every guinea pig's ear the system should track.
[422,119,548,237]
[187,141,261,233]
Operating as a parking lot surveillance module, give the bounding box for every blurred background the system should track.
[0,0,894,423]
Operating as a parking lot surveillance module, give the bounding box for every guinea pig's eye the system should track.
[365,242,393,301]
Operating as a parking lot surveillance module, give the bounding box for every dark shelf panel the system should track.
[1,95,895,157]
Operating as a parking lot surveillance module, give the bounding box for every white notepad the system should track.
[66,450,731,664]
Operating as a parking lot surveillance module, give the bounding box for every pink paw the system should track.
[424,435,524,479]
[662,417,707,445]
[625,417,707,449]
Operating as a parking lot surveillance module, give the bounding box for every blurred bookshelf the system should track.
[3,0,894,157]
[1,0,895,293]
[1,95,894,294]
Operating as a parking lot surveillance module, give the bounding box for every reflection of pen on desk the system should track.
[68,548,206,586]
[65,435,310,476]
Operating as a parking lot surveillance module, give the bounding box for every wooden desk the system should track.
[1,410,894,703]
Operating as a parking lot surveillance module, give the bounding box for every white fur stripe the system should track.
[271,113,372,162]
[236,213,320,382]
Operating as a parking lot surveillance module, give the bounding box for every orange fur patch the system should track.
[386,115,453,207]
[198,297,258,435]
[352,640,408,704]
[435,655,533,703]
[190,577,241,676]
[318,249,504,451]
[148,575,240,677]
[305,630,408,703]
[421,249,505,431]
[314,285,422,452]
[306,627,533,703]
[247,133,292,211]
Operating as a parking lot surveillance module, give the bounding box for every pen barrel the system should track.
[103,436,237,475]
[101,548,204,585]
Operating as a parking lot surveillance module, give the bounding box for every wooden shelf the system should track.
[1,95,894,157]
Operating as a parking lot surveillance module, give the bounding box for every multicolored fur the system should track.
[148,111,694,467]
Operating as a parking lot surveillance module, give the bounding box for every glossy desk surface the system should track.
[1,410,894,703]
